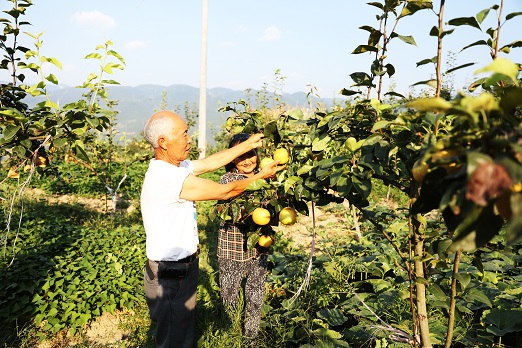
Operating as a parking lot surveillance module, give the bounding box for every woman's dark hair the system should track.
[225,133,259,172]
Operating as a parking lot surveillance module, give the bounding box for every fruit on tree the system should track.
[412,159,429,183]
[273,148,289,164]
[252,207,271,225]
[258,235,274,248]
[260,157,274,169]
[279,207,297,225]
[431,149,461,174]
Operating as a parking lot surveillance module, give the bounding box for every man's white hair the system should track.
[143,113,175,148]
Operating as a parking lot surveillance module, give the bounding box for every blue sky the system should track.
[3,0,522,98]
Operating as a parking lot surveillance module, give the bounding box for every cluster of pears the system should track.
[252,147,298,247]
[260,148,290,169]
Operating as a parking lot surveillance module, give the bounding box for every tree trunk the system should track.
[444,250,461,348]
[410,178,432,348]
[413,225,432,348]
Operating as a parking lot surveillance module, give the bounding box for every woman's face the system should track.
[233,149,258,176]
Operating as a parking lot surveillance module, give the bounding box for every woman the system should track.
[217,133,269,343]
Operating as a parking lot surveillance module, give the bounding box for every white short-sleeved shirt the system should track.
[140,159,199,261]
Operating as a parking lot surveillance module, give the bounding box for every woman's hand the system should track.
[259,159,284,179]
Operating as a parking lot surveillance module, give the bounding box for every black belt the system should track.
[174,250,199,263]
[153,249,199,264]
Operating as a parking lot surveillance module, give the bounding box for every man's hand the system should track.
[246,133,265,149]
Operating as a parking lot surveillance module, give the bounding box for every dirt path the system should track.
[275,202,359,250]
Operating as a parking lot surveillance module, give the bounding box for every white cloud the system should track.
[259,26,282,42]
[235,24,247,34]
[72,11,116,32]
[125,40,146,50]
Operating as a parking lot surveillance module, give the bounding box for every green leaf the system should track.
[263,121,280,144]
[482,309,522,336]
[506,216,522,246]
[473,254,484,274]
[445,62,476,74]
[352,176,371,199]
[312,134,331,152]
[43,100,60,110]
[359,25,379,34]
[77,313,91,326]
[454,273,471,290]
[340,89,362,96]
[399,0,433,18]
[385,91,405,98]
[428,283,447,301]
[448,16,481,30]
[312,327,342,339]
[468,77,488,92]
[101,79,120,85]
[382,64,394,78]
[476,8,491,24]
[397,35,417,46]
[372,120,390,131]
[85,117,100,129]
[352,45,378,54]
[506,12,522,20]
[475,57,520,83]
[407,97,452,112]
[45,73,59,84]
[84,53,102,60]
[102,62,124,74]
[368,31,383,47]
[284,175,303,192]
[2,125,21,141]
[461,40,489,52]
[411,79,437,88]
[245,179,268,191]
[48,307,58,318]
[416,57,437,67]
[367,2,383,10]
[52,137,67,148]
[317,308,348,326]
[74,143,90,162]
[107,49,126,64]
[429,26,454,38]
[41,56,62,69]
[466,288,492,308]
[287,109,304,119]
[350,72,374,87]
[296,165,313,176]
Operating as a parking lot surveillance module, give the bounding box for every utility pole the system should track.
[198,0,208,158]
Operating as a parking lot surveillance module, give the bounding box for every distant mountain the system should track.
[22,84,345,141]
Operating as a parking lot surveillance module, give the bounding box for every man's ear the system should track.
[157,136,168,150]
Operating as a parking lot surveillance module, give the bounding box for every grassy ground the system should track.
[4,173,409,347]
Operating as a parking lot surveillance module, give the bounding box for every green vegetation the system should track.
[2,0,522,347]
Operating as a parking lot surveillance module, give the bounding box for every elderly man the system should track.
[140,110,282,348]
